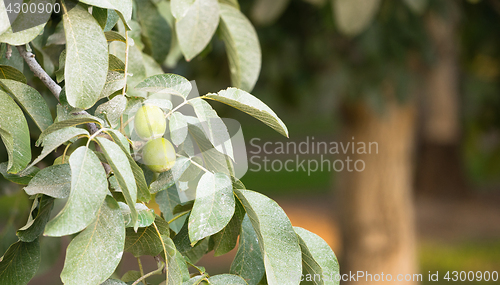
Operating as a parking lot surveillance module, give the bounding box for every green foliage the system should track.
[24,164,71,198]
[44,146,108,237]
[0,239,40,285]
[172,0,220,61]
[0,79,53,131]
[219,3,261,92]
[0,0,339,284]
[188,172,234,244]
[61,2,109,110]
[0,88,31,174]
[60,196,125,285]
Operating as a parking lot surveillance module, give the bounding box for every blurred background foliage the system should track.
[1,0,500,284]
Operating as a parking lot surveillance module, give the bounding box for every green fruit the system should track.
[134,104,166,140]
[142,138,176,173]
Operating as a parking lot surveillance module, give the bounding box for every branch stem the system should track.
[151,221,169,282]
[167,211,189,224]
[122,30,130,96]
[16,45,99,135]
[16,45,61,98]
[131,264,165,285]
[137,257,146,285]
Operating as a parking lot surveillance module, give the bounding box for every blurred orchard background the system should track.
[2,0,500,284]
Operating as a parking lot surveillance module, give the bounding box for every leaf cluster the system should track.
[0,0,338,284]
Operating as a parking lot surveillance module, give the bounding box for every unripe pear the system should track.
[142,138,176,173]
[134,104,166,140]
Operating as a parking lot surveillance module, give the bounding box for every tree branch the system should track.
[16,45,62,100]
[16,45,99,134]
[16,45,110,173]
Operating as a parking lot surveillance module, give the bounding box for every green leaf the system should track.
[294,227,339,285]
[93,6,109,29]
[0,65,27,83]
[156,185,186,233]
[61,196,125,285]
[174,220,210,263]
[121,270,142,283]
[186,118,231,175]
[136,0,172,63]
[96,95,127,127]
[47,21,66,45]
[219,3,261,92]
[24,164,71,199]
[0,239,40,285]
[150,170,175,194]
[124,215,169,257]
[37,116,101,143]
[169,112,188,146]
[105,10,120,31]
[212,199,244,256]
[143,52,165,76]
[172,0,220,61]
[135,74,192,98]
[17,195,55,242]
[44,146,108,237]
[150,155,201,194]
[205,88,288,137]
[208,274,248,284]
[182,276,207,285]
[170,0,194,18]
[234,190,302,285]
[188,172,234,244]
[101,279,127,285]
[0,89,31,174]
[0,24,46,46]
[107,130,151,202]
[0,79,53,131]
[251,0,289,26]
[96,137,138,230]
[173,201,194,214]
[105,31,127,43]
[230,215,265,285]
[332,0,381,36]
[143,97,173,111]
[24,127,88,174]
[107,130,130,155]
[0,1,9,35]
[0,162,39,185]
[119,202,155,228]
[219,0,239,9]
[62,2,109,109]
[56,50,67,83]
[189,97,234,160]
[164,236,191,284]
[99,71,126,100]
[31,35,55,75]
[79,0,133,22]
[109,54,125,73]
[109,41,147,98]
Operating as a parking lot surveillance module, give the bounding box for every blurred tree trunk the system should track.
[338,99,417,284]
[416,4,468,198]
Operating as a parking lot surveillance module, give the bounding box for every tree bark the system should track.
[416,7,468,198]
[338,100,418,284]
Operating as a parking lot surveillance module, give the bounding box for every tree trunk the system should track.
[338,100,418,284]
[416,5,468,199]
